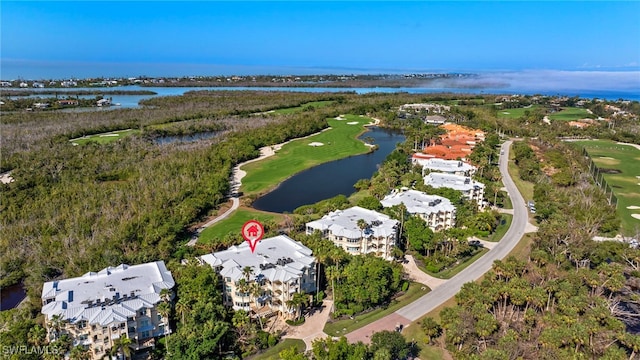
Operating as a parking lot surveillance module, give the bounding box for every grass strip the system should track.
[70,129,139,145]
[198,208,282,244]
[323,282,429,337]
[246,339,306,360]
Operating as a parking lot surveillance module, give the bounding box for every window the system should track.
[157,314,162,322]
[139,307,146,316]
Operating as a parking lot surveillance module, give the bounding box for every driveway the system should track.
[283,300,334,350]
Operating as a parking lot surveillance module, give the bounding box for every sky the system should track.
[1,1,640,83]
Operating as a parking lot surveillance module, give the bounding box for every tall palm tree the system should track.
[156,301,171,356]
[242,266,254,282]
[47,314,64,341]
[174,299,188,325]
[357,219,369,254]
[237,279,250,310]
[111,336,133,360]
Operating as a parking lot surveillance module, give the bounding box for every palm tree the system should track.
[357,219,369,253]
[242,266,254,282]
[69,345,91,360]
[28,324,46,346]
[156,301,171,356]
[111,336,133,360]
[47,314,64,341]
[174,299,188,325]
[237,279,250,310]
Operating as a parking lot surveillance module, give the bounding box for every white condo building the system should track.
[381,189,456,231]
[424,172,486,209]
[412,157,477,176]
[41,261,175,359]
[198,235,316,318]
[305,206,399,260]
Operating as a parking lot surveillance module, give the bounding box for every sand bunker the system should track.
[599,157,614,160]
[308,142,324,147]
[347,122,359,125]
[100,134,120,137]
[335,115,346,120]
[627,206,640,209]
[502,112,510,114]
[632,214,640,220]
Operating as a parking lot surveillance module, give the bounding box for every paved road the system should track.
[346,140,532,342]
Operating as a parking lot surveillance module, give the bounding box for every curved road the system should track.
[346,140,532,342]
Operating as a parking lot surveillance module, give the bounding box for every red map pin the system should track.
[242,220,264,253]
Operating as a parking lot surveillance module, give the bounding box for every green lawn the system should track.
[548,107,593,121]
[272,100,335,115]
[198,208,282,244]
[70,129,139,145]
[323,282,430,337]
[481,213,513,242]
[497,105,542,119]
[241,115,374,195]
[246,339,306,360]
[422,248,489,279]
[572,140,640,235]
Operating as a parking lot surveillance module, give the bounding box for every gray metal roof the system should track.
[306,206,398,239]
[381,189,456,215]
[414,158,476,174]
[41,261,174,325]
[424,172,485,192]
[199,235,315,283]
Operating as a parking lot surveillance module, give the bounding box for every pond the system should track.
[1,282,26,311]
[252,127,405,213]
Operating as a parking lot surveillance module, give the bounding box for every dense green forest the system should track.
[2,89,639,359]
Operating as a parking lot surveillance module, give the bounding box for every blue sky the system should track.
[1,1,639,79]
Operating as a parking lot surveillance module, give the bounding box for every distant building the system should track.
[41,261,175,359]
[58,99,79,106]
[96,98,111,107]
[381,189,456,231]
[198,235,316,318]
[33,102,49,109]
[306,206,399,259]
[424,172,485,209]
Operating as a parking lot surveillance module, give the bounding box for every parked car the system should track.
[469,240,483,247]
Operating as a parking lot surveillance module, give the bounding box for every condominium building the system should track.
[41,261,175,359]
[424,172,486,209]
[198,235,316,318]
[381,189,456,231]
[412,157,477,176]
[305,206,399,260]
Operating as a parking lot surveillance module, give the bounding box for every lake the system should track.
[252,126,405,213]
